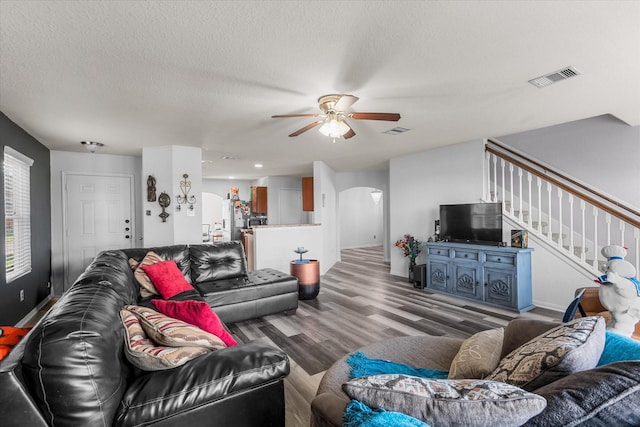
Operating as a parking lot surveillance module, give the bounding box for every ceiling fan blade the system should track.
[334,95,359,112]
[342,126,356,139]
[272,113,321,118]
[288,120,323,137]
[348,112,401,121]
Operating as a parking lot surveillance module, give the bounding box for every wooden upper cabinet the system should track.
[302,177,314,211]
[251,186,268,214]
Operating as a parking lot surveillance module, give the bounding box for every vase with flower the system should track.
[395,234,422,282]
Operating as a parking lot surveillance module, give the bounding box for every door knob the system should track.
[125,219,130,224]
[125,235,130,239]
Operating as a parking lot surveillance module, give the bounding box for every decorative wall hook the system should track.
[158,191,171,222]
[176,173,196,211]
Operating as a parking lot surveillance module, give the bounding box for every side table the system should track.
[290,260,320,300]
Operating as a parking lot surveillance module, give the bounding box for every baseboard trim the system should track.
[15,294,54,327]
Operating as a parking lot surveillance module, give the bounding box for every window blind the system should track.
[4,146,33,283]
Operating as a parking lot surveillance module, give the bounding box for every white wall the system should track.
[389,140,486,277]
[142,146,202,247]
[263,176,304,225]
[499,114,640,210]
[50,151,142,295]
[340,187,384,249]
[202,179,252,201]
[202,192,223,230]
[314,161,338,270]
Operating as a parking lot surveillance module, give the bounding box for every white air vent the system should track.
[383,127,411,135]
[528,66,581,88]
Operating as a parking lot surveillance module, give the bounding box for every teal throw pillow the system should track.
[597,330,640,366]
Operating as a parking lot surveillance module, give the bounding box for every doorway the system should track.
[339,187,384,249]
[62,173,134,291]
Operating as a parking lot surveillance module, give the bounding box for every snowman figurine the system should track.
[595,245,640,336]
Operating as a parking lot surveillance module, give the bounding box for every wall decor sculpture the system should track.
[176,173,196,211]
[147,175,157,202]
[158,191,171,222]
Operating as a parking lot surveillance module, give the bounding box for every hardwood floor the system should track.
[228,246,561,427]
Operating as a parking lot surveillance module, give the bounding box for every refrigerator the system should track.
[222,199,250,242]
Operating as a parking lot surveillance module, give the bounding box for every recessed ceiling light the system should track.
[254,163,263,168]
[228,176,235,179]
[80,141,104,152]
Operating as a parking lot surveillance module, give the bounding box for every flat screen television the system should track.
[439,202,503,245]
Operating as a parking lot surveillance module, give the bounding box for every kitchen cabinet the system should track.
[302,177,314,211]
[251,186,268,214]
[425,242,534,312]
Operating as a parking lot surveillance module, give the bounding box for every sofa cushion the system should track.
[141,260,194,299]
[120,308,211,370]
[115,342,290,426]
[486,316,605,391]
[152,299,238,347]
[449,327,503,379]
[133,251,163,297]
[342,374,546,427]
[190,242,248,282]
[126,305,226,350]
[523,361,640,426]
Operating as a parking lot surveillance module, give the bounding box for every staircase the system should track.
[484,139,640,276]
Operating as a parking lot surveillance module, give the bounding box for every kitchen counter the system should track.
[252,224,325,275]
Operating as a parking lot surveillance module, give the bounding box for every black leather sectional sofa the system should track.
[0,241,298,426]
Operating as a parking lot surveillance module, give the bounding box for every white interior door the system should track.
[63,173,134,290]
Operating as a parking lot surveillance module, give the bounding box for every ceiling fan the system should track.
[271,94,401,142]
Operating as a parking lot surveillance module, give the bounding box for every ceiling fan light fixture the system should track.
[318,114,349,138]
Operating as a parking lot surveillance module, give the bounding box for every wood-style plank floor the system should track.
[228,246,561,427]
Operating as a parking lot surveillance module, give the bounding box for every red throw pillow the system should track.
[141,260,193,299]
[151,299,237,347]
[0,326,31,361]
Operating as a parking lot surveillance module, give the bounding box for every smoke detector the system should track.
[528,66,581,88]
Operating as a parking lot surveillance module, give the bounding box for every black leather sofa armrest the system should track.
[115,342,290,426]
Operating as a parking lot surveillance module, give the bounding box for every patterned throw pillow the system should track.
[342,374,546,427]
[486,316,605,391]
[133,252,163,297]
[125,305,226,350]
[449,327,504,379]
[120,308,211,370]
[152,299,238,347]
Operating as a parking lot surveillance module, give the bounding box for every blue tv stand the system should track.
[425,241,534,313]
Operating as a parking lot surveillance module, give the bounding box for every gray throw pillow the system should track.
[487,316,605,391]
[342,374,546,427]
[523,361,640,426]
[449,327,504,379]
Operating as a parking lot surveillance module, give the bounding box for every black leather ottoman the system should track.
[196,268,299,323]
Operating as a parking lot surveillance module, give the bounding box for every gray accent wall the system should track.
[0,112,51,325]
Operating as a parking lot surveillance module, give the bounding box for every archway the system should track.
[339,186,384,249]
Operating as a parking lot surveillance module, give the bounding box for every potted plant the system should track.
[395,234,422,282]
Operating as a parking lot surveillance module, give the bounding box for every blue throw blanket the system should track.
[346,351,449,380]
[343,400,430,427]
[343,352,448,426]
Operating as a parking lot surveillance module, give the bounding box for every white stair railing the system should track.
[485,139,640,275]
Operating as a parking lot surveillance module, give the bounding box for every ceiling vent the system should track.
[528,66,581,88]
[383,127,411,135]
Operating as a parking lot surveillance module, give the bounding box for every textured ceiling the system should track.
[1,1,639,179]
